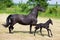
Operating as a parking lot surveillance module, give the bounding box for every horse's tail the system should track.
[2,15,12,28]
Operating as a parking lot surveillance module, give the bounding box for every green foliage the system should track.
[18,3,33,13]
[39,0,48,9]
[19,4,29,12]
[0,0,13,9]
[0,0,60,19]
[0,5,60,18]
[38,5,60,18]
[15,0,49,13]
[27,0,48,9]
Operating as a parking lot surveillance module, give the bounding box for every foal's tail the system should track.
[2,15,12,28]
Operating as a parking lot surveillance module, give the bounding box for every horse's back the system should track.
[9,14,27,19]
[9,14,31,25]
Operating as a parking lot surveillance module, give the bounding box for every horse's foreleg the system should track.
[34,29,37,36]
[30,25,32,33]
[40,28,42,33]
[11,26,14,30]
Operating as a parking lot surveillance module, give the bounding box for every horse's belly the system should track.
[18,22,30,25]
[18,20,31,25]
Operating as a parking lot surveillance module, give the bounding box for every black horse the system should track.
[3,4,45,33]
[34,19,53,37]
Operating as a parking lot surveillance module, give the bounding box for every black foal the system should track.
[34,19,53,37]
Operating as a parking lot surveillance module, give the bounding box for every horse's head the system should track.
[48,19,53,25]
[36,4,45,12]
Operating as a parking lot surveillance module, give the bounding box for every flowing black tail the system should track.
[2,15,12,28]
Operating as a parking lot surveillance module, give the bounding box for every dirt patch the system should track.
[0,14,60,40]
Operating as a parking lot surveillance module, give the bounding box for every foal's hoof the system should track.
[48,35,52,37]
[48,36,51,37]
[41,34,44,36]
[51,34,53,36]
[48,35,53,37]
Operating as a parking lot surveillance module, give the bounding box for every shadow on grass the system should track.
[34,30,48,37]
[13,31,29,33]
[13,31,34,34]
[6,30,48,37]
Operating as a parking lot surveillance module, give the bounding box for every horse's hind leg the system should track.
[9,25,14,33]
[9,26,12,33]
[11,26,14,30]
[8,18,15,33]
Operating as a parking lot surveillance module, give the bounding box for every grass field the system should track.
[0,14,60,40]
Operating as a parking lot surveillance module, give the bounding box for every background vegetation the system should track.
[0,0,60,18]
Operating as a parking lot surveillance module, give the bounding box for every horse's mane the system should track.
[30,5,41,13]
[28,6,37,14]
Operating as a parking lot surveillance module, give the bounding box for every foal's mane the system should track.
[45,19,52,24]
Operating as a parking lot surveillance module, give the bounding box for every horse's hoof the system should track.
[29,32,33,34]
[34,34,35,36]
[9,31,13,34]
[48,36,51,37]
[9,32,13,34]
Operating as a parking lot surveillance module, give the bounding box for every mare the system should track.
[3,4,45,33]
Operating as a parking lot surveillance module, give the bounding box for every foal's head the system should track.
[36,4,45,12]
[48,19,53,25]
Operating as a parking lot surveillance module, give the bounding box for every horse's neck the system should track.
[28,8,38,18]
[45,21,50,25]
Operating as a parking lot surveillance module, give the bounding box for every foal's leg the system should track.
[30,25,32,33]
[47,29,52,37]
[40,28,44,36]
[47,29,50,37]
[48,29,53,36]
